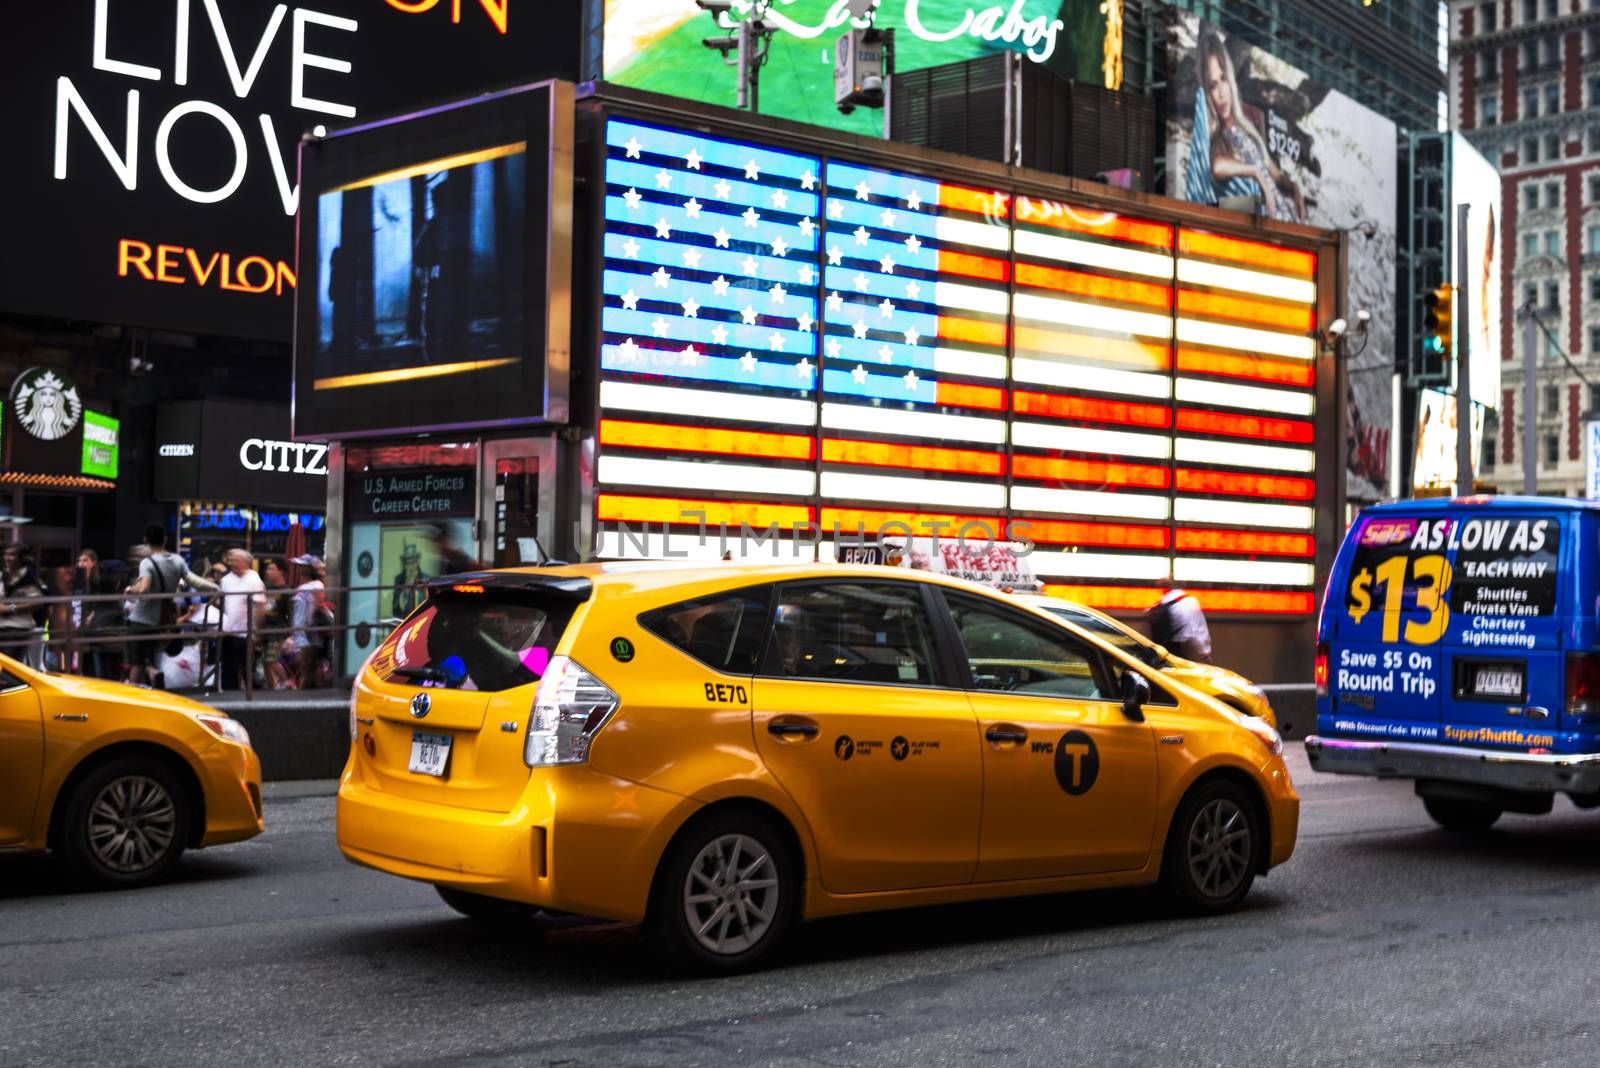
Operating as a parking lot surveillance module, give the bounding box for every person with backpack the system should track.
[286,554,333,689]
[1147,588,1214,664]
[0,543,46,668]
[124,524,215,687]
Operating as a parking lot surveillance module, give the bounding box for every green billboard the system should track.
[603,0,1116,138]
[81,410,119,479]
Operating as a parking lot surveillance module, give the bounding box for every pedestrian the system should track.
[72,551,120,679]
[124,525,186,686]
[218,548,267,691]
[0,544,45,668]
[1147,588,1213,664]
[260,559,291,689]
[286,554,330,689]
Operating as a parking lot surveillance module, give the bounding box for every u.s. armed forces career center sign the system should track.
[2,1,581,341]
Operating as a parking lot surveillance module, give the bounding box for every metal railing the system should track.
[0,583,409,700]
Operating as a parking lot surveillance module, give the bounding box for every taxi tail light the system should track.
[1566,653,1600,718]
[525,656,619,767]
[1314,641,1329,698]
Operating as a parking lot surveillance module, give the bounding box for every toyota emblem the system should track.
[410,692,431,719]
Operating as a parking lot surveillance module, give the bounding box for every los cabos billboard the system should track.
[602,0,1117,139]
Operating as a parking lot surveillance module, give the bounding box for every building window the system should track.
[1591,382,1600,410]
[1548,133,1563,159]
[1590,225,1600,253]
[1590,28,1600,60]
[1546,0,1558,18]
[1525,88,1539,117]
[1591,77,1600,107]
[1546,384,1561,414]
[1590,176,1600,202]
[1591,276,1600,301]
[1525,185,1540,211]
[1523,0,1537,23]
[1592,326,1600,354]
[1547,181,1562,207]
[1545,434,1560,468]
[1544,36,1560,67]
[1547,333,1561,360]
[1525,232,1540,257]
[1526,136,1540,163]
[1484,435,1497,471]
[1483,50,1500,80]
[1481,3,1497,32]
[1524,41,1538,70]
[1590,127,1600,153]
[1545,278,1561,304]
[1547,84,1562,115]
[1525,282,1540,306]
[1482,97,1498,125]
[1547,232,1561,256]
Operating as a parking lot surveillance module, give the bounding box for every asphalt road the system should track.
[5,747,1600,1068]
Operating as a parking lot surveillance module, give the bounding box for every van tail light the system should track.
[1566,653,1600,719]
[525,657,619,767]
[1314,641,1329,699]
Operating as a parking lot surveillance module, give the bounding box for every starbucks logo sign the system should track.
[10,368,82,441]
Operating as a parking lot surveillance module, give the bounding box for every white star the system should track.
[714,178,732,200]
[798,217,816,238]
[617,336,640,361]
[684,197,703,218]
[744,159,761,181]
[771,236,789,257]
[682,296,700,318]
[796,357,813,379]
[651,316,669,337]
[771,188,789,210]
[742,206,761,228]
[827,245,843,265]
[796,311,814,333]
[905,188,922,210]
[619,288,639,310]
[854,179,871,200]
[740,351,757,372]
[879,254,896,274]
[711,324,729,345]
[685,147,703,170]
[712,274,731,296]
[683,248,703,269]
[622,187,642,210]
[623,136,641,158]
[828,200,844,219]
[682,344,700,365]
[853,272,869,291]
[826,290,844,312]
[655,169,672,190]
[904,280,922,300]
[741,304,758,325]
[879,207,898,228]
[852,318,868,339]
[877,345,894,363]
[741,255,758,276]
[852,364,868,384]
[825,337,843,358]
[905,234,922,255]
[622,238,640,259]
[713,227,731,248]
[903,326,920,346]
[904,368,920,389]
[768,332,785,351]
[797,264,815,285]
[853,225,871,246]
[799,169,817,190]
[654,217,671,239]
[878,297,896,318]
[652,266,671,287]
[769,282,787,304]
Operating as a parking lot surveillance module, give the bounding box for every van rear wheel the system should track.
[1422,797,1502,832]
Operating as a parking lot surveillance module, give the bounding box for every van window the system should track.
[376,593,573,692]
[945,592,1113,700]
[762,583,940,686]
[641,586,772,673]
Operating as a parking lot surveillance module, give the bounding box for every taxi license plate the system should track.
[1473,666,1523,698]
[409,731,451,777]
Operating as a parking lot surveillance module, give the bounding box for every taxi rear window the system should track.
[641,586,773,673]
[377,593,574,692]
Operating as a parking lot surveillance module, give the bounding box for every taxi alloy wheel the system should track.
[59,756,191,888]
[682,833,781,957]
[1159,779,1258,914]
[649,811,798,973]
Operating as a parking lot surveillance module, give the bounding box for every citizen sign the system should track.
[239,439,328,475]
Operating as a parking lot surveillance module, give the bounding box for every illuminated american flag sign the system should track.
[595,116,1323,615]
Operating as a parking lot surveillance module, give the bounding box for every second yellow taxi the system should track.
[337,563,1298,971]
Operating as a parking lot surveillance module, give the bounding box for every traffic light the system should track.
[1423,282,1453,358]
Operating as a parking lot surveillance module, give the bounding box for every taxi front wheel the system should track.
[58,756,190,889]
[1158,779,1258,915]
[647,810,799,974]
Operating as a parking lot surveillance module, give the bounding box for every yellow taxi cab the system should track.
[1015,594,1278,729]
[0,655,263,887]
[337,563,1298,972]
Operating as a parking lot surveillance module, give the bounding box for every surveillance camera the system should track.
[1327,318,1349,339]
[1356,309,1371,324]
[843,0,878,17]
[695,0,734,13]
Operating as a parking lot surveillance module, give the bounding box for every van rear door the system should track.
[1440,511,1564,747]
[1327,513,1448,741]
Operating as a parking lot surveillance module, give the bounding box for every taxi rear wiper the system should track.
[392,665,451,686]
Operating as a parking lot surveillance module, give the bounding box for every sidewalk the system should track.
[195,687,351,712]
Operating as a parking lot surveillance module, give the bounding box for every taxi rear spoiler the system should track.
[425,572,593,601]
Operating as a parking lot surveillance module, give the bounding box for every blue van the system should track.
[1306,496,1600,829]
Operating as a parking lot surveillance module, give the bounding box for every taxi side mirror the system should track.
[1119,671,1150,722]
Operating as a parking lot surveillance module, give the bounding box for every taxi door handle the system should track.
[767,719,819,738]
[985,726,1027,744]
